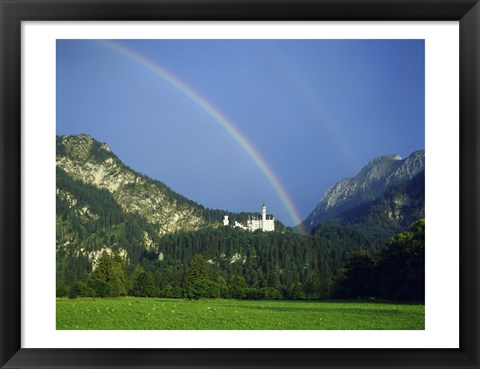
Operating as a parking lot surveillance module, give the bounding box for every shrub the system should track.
[262,287,282,300]
[160,285,183,298]
[56,282,69,298]
[132,271,159,297]
[185,279,220,299]
[243,288,263,300]
[68,281,95,299]
[88,279,112,297]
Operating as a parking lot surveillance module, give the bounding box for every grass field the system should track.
[56,297,424,330]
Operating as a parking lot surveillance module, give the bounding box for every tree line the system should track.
[57,217,424,302]
[332,219,424,301]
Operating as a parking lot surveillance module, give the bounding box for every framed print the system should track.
[1,0,479,368]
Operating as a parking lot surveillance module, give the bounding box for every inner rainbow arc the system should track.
[97,40,305,230]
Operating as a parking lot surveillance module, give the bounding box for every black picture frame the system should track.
[1,0,479,368]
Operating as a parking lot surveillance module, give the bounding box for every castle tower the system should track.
[262,203,266,231]
[223,215,229,226]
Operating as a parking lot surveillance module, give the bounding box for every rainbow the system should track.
[97,40,305,230]
[262,42,360,172]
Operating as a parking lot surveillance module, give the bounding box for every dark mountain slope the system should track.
[302,150,424,233]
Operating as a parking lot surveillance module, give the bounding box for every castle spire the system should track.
[262,203,266,230]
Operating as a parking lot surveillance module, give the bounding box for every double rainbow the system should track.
[98,40,305,230]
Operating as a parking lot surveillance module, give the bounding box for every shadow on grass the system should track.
[232,305,419,315]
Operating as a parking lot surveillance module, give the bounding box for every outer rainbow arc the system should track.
[261,42,360,172]
[97,40,305,231]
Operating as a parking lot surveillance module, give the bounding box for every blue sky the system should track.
[57,39,424,227]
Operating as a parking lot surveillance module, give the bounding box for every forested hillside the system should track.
[57,134,425,301]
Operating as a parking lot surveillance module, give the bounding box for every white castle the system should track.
[223,204,275,232]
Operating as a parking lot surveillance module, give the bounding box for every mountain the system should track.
[55,134,265,286]
[311,170,425,242]
[56,134,424,301]
[57,134,209,234]
[302,150,425,233]
[56,134,285,271]
[56,134,277,233]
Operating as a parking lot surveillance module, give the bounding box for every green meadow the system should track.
[56,297,424,330]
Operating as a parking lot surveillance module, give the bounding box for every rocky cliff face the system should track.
[56,134,207,235]
[303,150,425,232]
